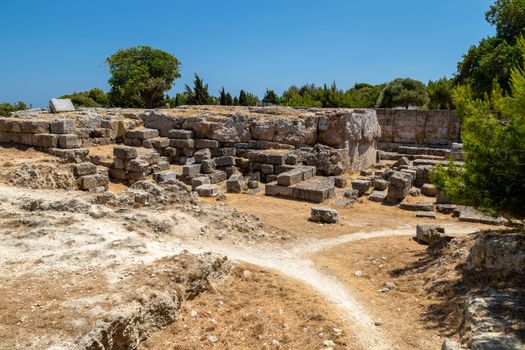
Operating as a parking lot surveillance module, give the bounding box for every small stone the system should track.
[374,318,383,326]
[190,309,198,317]
[323,340,335,347]
[354,271,362,277]
[242,270,252,280]
[208,335,218,343]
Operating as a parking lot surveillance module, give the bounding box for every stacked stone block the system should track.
[72,162,109,191]
[109,146,168,184]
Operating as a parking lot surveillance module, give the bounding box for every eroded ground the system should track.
[0,146,508,350]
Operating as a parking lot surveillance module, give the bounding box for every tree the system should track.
[0,101,29,116]
[184,74,213,105]
[106,46,181,108]
[262,89,280,105]
[219,87,234,106]
[61,88,109,107]
[456,0,525,97]
[431,37,525,217]
[427,77,455,110]
[376,78,429,109]
[343,83,385,108]
[238,90,259,106]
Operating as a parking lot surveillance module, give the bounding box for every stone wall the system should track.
[141,106,381,173]
[375,109,460,147]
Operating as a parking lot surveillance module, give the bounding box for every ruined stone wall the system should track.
[375,109,460,147]
[141,106,381,172]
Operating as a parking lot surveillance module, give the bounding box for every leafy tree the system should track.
[431,37,525,217]
[0,101,29,116]
[427,77,455,110]
[106,46,181,108]
[238,90,259,106]
[486,0,525,43]
[61,88,109,107]
[184,74,213,105]
[262,89,280,105]
[456,0,525,97]
[376,78,429,109]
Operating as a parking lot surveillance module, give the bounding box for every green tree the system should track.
[184,74,213,105]
[238,90,259,106]
[456,0,525,97]
[0,101,29,116]
[262,89,280,105]
[219,87,234,106]
[343,83,385,108]
[106,46,181,108]
[376,78,429,109]
[61,88,109,107]
[427,77,455,110]
[431,37,525,217]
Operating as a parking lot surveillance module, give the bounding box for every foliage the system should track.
[427,77,455,110]
[106,46,181,108]
[456,0,525,98]
[262,89,280,105]
[61,88,109,107]
[184,74,213,105]
[376,78,429,109]
[431,37,525,217]
[344,83,385,108]
[0,101,29,116]
[238,90,259,106]
[219,87,234,106]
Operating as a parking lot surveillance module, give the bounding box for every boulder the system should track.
[195,184,218,197]
[310,207,339,224]
[416,225,445,245]
[421,184,438,197]
[226,174,244,193]
[351,180,370,196]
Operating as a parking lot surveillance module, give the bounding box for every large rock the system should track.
[49,98,75,113]
[386,171,413,202]
[310,207,339,224]
[466,232,525,273]
[415,224,445,245]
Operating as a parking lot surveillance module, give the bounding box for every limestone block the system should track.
[168,129,194,139]
[73,162,97,177]
[57,134,82,149]
[49,98,75,113]
[192,176,211,190]
[195,184,218,197]
[113,146,138,160]
[50,119,75,134]
[195,139,219,149]
[310,207,339,224]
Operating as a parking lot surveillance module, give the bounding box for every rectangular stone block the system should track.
[50,119,75,134]
[195,139,219,149]
[73,162,97,177]
[20,120,50,134]
[20,133,33,146]
[168,129,194,139]
[114,146,138,160]
[49,98,75,113]
[265,182,294,198]
[0,131,11,143]
[126,158,150,172]
[195,184,218,197]
[109,168,127,180]
[170,138,194,149]
[192,176,211,190]
[126,128,159,140]
[182,164,201,177]
[277,169,303,186]
[207,170,227,184]
[127,171,146,181]
[215,156,235,167]
[153,171,177,183]
[57,134,82,149]
[292,177,335,203]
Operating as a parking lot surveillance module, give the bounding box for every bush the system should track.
[0,101,29,116]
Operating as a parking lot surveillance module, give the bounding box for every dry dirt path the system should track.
[0,185,482,349]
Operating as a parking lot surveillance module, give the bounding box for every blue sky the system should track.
[0,0,494,107]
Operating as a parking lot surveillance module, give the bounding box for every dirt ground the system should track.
[140,264,358,350]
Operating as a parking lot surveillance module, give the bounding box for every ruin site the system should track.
[0,104,522,350]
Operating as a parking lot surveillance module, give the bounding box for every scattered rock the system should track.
[310,207,339,224]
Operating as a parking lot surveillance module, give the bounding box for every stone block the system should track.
[195,139,219,149]
[113,146,138,160]
[372,178,389,191]
[310,207,339,224]
[20,120,50,134]
[170,138,194,149]
[168,129,194,139]
[153,171,177,183]
[127,171,146,181]
[399,202,434,212]
[368,191,387,202]
[195,184,218,197]
[264,182,294,198]
[292,177,335,203]
[49,98,75,113]
[20,133,33,146]
[416,211,436,219]
[261,164,274,175]
[194,148,212,163]
[213,147,236,157]
[351,180,371,196]
[274,165,296,175]
[207,170,227,184]
[109,168,127,180]
[50,119,75,134]
[226,174,244,193]
[48,148,89,162]
[215,156,235,167]
[277,169,303,186]
[416,224,445,245]
[334,176,347,188]
[192,176,211,190]
[126,128,159,140]
[0,131,11,143]
[201,159,216,174]
[73,162,97,177]
[126,158,150,172]
[266,174,278,183]
[57,134,82,149]
[182,164,201,178]
[79,174,108,191]
[223,166,237,179]
[421,184,438,197]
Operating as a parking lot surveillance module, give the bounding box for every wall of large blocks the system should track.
[375,109,460,146]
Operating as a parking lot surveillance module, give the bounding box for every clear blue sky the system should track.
[0,0,494,107]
